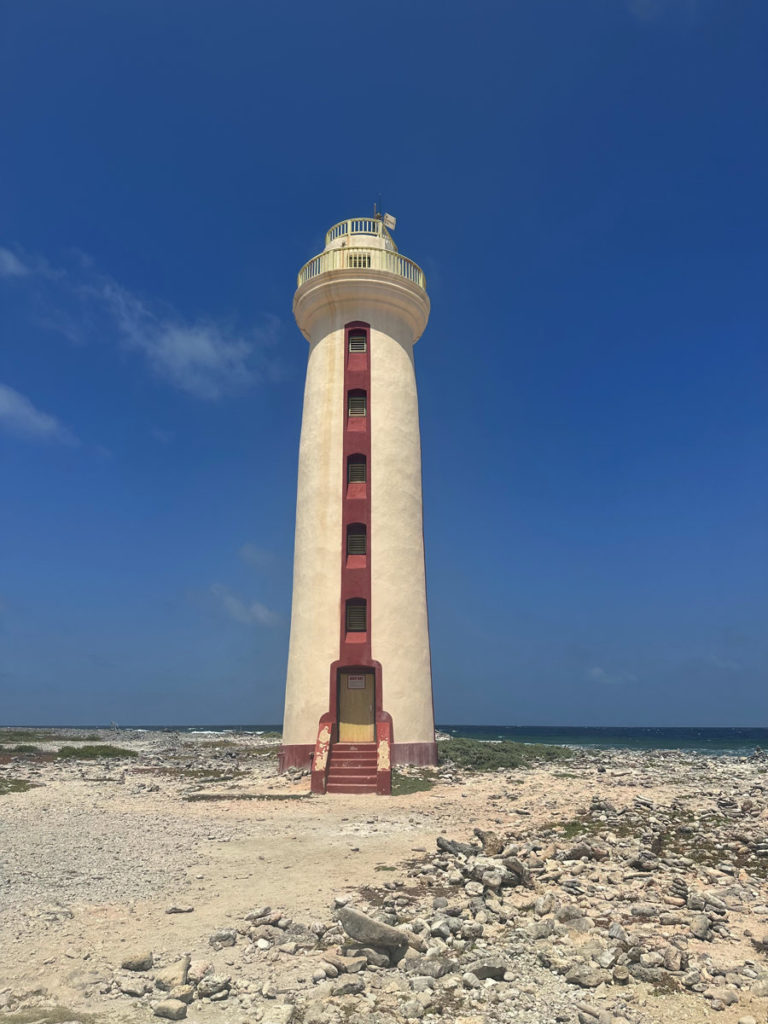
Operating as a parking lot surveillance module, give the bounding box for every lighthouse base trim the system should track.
[277,744,315,771]
[278,740,437,773]
[392,742,438,767]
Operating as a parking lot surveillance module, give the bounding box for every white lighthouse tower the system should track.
[279,215,436,794]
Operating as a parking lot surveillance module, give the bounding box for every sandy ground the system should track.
[1,732,767,1024]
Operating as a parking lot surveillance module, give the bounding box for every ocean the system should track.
[111,724,768,756]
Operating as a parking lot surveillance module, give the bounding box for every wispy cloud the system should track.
[0,243,282,400]
[587,665,638,686]
[210,583,280,627]
[238,543,274,569]
[90,278,274,399]
[0,247,30,278]
[0,382,78,445]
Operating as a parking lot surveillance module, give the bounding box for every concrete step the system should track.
[326,781,377,794]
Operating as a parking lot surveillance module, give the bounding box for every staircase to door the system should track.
[325,742,377,794]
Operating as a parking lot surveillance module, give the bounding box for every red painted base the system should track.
[392,741,438,766]
[325,741,377,794]
[278,744,314,772]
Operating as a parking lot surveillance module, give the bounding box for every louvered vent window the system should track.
[347,523,367,555]
[347,455,367,483]
[348,252,371,269]
[348,390,367,417]
[346,599,367,632]
[348,331,367,353]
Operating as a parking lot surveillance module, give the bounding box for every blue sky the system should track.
[1,0,766,726]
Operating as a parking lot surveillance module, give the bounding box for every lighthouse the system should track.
[279,215,436,794]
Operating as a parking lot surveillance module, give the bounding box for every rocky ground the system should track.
[1,729,767,1024]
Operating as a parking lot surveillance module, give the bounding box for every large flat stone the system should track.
[337,906,408,962]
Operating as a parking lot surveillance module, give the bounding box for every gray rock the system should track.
[337,906,408,962]
[704,986,738,1006]
[690,914,711,940]
[331,977,365,996]
[262,1007,295,1024]
[437,836,479,857]
[355,947,390,968]
[155,956,190,992]
[407,959,449,979]
[530,917,554,940]
[245,905,272,920]
[630,903,659,918]
[612,965,630,985]
[209,928,237,947]
[535,893,556,916]
[153,999,187,1020]
[471,958,506,981]
[410,977,435,992]
[197,974,231,998]
[187,960,212,985]
[121,951,153,972]
[168,986,194,1004]
[119,976,151,997]
[565,965,611,988]
[401,999,425,1019]
[556,905,583,923]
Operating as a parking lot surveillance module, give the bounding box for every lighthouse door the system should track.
[338,671,375,742]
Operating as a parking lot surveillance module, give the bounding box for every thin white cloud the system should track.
[210,583,279,628]
[0,247,30,278]
[238,543,274,569]
[0,242,281,401]
[93,278,263,400]
[0,382,77,445]
[587,665,637,686]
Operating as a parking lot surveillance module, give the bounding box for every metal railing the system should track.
[325,218,396,250]
[297,247,426,291]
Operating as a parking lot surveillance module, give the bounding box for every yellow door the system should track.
[338,672,374,741]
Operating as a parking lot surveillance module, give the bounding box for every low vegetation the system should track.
[391,767,436,795]
[0,730,101,745]
[0,778,40,796]
[56,744,137,760]
[437,737,573,771]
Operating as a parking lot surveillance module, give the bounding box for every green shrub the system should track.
[391,768,436,795]
[437,737,572,771]
[56,744,137,760]
[0,778,39,796]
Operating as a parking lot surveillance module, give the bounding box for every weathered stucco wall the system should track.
[369,323,434,746]
[282,329,344,747]
[283,255,435,756]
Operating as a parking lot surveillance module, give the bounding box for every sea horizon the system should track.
[5,723,768,756]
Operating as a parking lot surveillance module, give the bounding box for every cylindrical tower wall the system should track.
[283,241,436,767]
[282,330,344,748]
[369,325,434,748]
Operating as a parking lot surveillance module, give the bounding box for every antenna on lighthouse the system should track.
[382,213,396,231]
